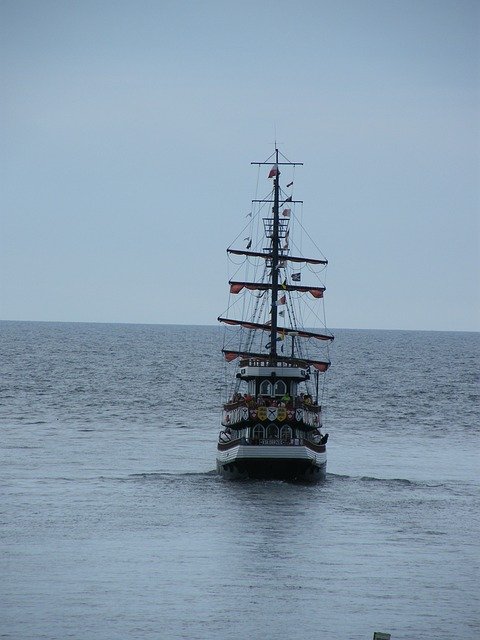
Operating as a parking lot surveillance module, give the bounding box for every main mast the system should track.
[250,148,304,360]
[270,148,280,358]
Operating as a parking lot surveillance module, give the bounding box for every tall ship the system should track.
[216,148,334,481]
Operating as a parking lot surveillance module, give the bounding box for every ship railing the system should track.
[223,398,322,413]
[239,357,307,369]
[219,435,326,448]
[244,437,318,446]
[256,438,300,446]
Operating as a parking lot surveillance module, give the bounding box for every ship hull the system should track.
[216,444,326,482]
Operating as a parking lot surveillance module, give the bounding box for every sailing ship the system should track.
[216,148,334,482]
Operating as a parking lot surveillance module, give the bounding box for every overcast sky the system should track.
[1,0,479,331]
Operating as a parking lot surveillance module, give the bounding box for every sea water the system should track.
[1,322,479,640]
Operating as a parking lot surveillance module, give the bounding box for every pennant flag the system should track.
[268,165,279,178]
[279,310,285,317]
[265,337,283,349]
[291,273,301,281]
[246,239,252,249]
[278,295,286,305]
[286,181,293,187]
[284,196,292,202]
[282,208,291,217]
[246,211,252,217]
[281,279,287,290]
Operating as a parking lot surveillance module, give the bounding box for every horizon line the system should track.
[1,318,478,334]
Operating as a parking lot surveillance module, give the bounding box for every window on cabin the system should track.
[253,424,264,440]
[280,425,292,441]
[266,423,279,438]
[274,380,287,396]
[259,380,272,396]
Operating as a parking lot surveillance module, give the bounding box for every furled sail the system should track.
[227,249,327,266]
[218,317,334,341]
[229,281,325,298]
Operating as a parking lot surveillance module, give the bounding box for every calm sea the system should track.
[1,321,479,640]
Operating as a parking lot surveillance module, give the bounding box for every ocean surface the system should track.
[1,321,479,640]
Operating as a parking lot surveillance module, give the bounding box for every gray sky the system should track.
[1,0,479,331]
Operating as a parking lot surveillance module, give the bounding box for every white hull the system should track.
[216,444,327,482]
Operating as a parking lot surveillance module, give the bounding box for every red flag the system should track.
[282,208,291,217]
[268,165,279,178]
[278,295,286,305]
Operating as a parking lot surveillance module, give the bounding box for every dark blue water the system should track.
[1,322,479,639]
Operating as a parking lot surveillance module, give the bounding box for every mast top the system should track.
[251,148,303,167]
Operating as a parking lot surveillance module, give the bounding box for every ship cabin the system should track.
[220,357,323,447]
[235,356,309,403]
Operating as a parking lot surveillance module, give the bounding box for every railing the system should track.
[223,399,321,413]
[218,433,326,449]
[250,437,326,452]
[239,357,307,368]
[258,438,300,445]
[222,404,322,428]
